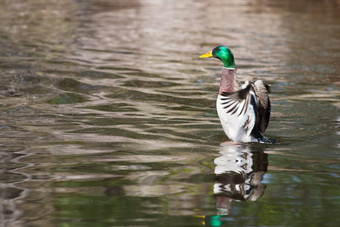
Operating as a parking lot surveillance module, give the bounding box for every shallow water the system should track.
[0,0,339,226]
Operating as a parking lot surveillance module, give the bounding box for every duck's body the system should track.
[216,68,271,143]
[200,46,275,144]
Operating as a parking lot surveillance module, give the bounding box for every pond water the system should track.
[0,0,339,226]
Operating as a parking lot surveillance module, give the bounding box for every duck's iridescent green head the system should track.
[200,46,235,68]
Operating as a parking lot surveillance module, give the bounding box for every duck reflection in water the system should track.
[214,143,268,216]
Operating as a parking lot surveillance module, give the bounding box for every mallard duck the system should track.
[200,46,275,144]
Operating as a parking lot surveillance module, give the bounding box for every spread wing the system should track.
[218,81,272,140]
[253,80,271,133]
[219,84,256,137]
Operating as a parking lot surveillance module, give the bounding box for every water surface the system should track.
[0,0,339,226]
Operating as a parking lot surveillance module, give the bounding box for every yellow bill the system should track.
[199,50,213,58]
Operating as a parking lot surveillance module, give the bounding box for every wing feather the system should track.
[253,80,271,133]
[217,80,272,142]
[219,84,256,137]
